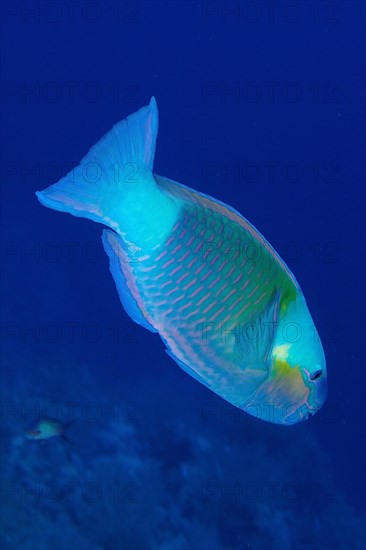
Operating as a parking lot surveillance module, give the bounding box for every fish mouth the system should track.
[283,403,317,424]
[287,368,327,423]
[283,405,307,424]
[284,401,323,424]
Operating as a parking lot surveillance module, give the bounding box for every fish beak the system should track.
[283,404,310,424]
[284,373,327,424]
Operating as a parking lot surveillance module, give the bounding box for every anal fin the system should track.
[102,229,157,333]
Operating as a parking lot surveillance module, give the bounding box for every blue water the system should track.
[1,2,365,549]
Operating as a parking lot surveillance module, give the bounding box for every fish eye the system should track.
[310,369,323,381]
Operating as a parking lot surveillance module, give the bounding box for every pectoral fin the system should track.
[236,290,281,372]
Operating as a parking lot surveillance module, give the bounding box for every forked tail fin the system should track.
[36,97,158,232]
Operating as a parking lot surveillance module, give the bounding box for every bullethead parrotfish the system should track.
[24,418,68,442]
[36,98,327,425]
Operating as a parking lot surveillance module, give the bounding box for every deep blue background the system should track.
[1,1,365,548]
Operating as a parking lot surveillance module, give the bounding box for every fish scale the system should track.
[127,197,296,388]
[134,203,291,327]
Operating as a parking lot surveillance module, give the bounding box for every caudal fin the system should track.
[36,97,158,231]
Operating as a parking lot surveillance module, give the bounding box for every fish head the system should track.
[244,292,327,425]
[269,292,327,424]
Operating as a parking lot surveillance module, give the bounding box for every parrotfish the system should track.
[36,98,327,425]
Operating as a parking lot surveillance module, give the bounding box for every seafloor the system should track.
[1,348,364,550]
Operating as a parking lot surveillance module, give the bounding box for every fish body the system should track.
[25,418,65,441]
[37,98,327,425]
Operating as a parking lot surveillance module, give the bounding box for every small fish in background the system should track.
[24,418,70,443]
[36,98,327,425]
